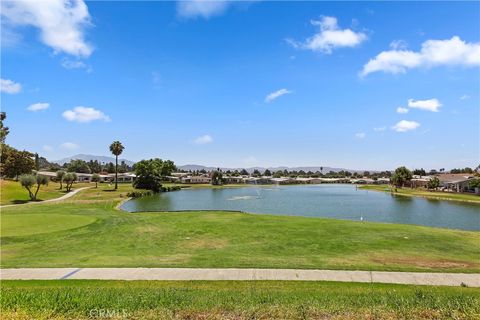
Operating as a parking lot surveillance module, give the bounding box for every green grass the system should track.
[0,179,65,205]
[1,183,479,272]
[1,214,97,237]
[1,280,479,319]
[0,179,90,205]
[360,184,480,203]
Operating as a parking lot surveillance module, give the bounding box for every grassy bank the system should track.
[1,280,479,319]
[360,184,480,203]
[1,184,479,272]
[0,180,66,205]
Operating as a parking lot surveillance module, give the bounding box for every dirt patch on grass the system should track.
[179,237,229,250]
[135,226,167,234]
[372,256,477,269]
[0,309,450,320]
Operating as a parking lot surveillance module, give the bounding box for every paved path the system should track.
[0,186,92,208]
[1,268,478,287]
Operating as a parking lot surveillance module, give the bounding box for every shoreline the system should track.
[360,185,480,204]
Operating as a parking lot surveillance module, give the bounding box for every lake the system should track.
[120,184,480,231]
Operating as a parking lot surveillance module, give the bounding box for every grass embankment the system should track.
[1,280,479,320]
[1,184,479,272]
[360,184,480,203]
[0,180,65,205]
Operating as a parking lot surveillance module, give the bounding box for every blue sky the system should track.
[1,1,479,170]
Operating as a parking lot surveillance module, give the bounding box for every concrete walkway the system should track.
[0,186,91,208]
[1,268,479,287]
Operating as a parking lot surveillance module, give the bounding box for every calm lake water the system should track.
[121,184,480,231]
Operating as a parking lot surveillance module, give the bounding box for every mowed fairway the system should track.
[2,280,479,320]
[1,184,479,272]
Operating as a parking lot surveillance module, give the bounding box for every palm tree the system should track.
[109,141,125,190]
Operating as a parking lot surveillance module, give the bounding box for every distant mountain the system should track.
[177,164,371,174]
[52,156,375,173]
[53,154,135,166]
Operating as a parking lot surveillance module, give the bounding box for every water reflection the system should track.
[121,185,480,231]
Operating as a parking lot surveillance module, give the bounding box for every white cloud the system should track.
[1,21,22,47]
[1,78,22,94]
[355,132,366,139]
[62,106,110,123]
[60,142,79,150]
[287,16,367,54]
[408,98,441,112]
[193,134,213,145]
[389,39,408,50]
[396,107,409,114]
[177,0,229,19]
[361,36,480,76]
[1,0,93,57]
[373,126,386,132]
[265,88,292,103]
[460,94,470,100]
[27,102,50,112]
[391,120,420,132]
[42,145,53,151]
[61,58,92,72]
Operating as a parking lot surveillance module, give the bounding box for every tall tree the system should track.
[2,147,35,179]
[63,173,77,192]
[56,170,66,189]
[34,153,40,171]
[106,162,115,173]
[91,173,101,188]
[211,170,223,185]
[67,159,91,173]
[133,159,163,192]
[109,141,125,189]
[19,174,49,201]
[426,177,440,190]
[0,112,9,145]
[391,166,413,188]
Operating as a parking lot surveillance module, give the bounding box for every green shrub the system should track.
[127,191,153,198]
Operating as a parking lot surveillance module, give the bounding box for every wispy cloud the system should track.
[177,0,229,19]
[265,88,292,103]
[60,142,79,150]
[408,98,441,112]
[392,120,420,132]
[62,106,111,123]
[61,58,92,72]
[389,39,408,50]
[27,102,50,112]
[0,78,21,94]
[355,132,366,139]
[396,107,409,114]
[193,134,213,145]
[373,126,386,132]
[460,94,470,100]
[1,0,93,57]
[361,36,480,76]
[287,16,367,54]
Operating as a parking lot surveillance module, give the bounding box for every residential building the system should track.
[436,174,475,192]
